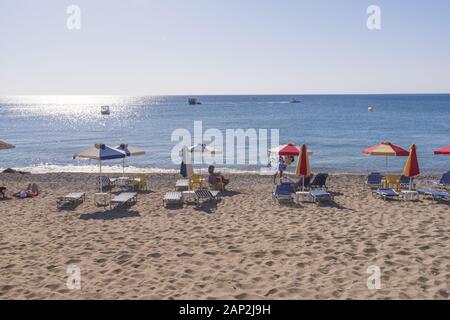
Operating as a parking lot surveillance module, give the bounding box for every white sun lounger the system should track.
[175,179,189,190]
[110,192,138,208]
[194,190,220,205]
[57,192,85,209]
[163,192,183,207]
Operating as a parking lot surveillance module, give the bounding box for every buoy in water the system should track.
[368,106,374,112]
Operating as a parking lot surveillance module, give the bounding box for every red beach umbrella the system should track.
[403,144,420,190]
[271,143,300,156]
[434,145,450,155]
[270,143,313,156]
[296,144,311,190]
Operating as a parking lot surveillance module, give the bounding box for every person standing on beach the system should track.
[274,156,287,184]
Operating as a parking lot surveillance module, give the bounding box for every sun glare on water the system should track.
[3,95,141,122]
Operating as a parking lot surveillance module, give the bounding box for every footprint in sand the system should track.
[177,252,194,257]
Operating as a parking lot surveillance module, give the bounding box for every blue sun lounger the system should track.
[366,173,382,189]
[309,190,333,204]
[439,172,450,188]
[272,183,295,203]
[309,173,329,190]
[373,188,399,200]
[417,189,450,201]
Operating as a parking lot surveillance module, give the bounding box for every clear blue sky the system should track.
[1,0,449,95]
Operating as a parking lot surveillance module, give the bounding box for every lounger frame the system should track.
[110,192,138,209]
[57,192,86,209]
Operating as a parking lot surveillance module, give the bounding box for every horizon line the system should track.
[1,92,450,97]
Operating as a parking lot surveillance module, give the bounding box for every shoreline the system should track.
[0,167,446,177]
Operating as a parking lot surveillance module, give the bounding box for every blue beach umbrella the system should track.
[73,144,126,192]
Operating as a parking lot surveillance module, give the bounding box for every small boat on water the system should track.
[100,105,110,115]
[188,98,202,105]
[290,98,301,104]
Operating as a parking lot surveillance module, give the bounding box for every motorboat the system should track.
[188,98,202,105]
[101,105,110,115]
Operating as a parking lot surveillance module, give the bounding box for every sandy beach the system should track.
[0,172,448,300]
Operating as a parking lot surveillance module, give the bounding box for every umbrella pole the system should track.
[409,177,412,191]
[99,160,103,193]
[302,177,305,191]
[123,158,125,177]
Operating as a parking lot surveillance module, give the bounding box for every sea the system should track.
[0,94,449,174]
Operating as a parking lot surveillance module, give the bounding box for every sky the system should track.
[1,0,450,95]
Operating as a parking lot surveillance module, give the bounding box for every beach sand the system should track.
[0,172,448,300]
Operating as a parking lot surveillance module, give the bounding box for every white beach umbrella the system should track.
[73,144,126,192]
[187,144,220,174]
[114,144,146,176]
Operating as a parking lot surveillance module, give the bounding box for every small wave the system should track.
[0,164,262,175]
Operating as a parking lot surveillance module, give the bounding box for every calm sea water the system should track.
[0,95,449,174]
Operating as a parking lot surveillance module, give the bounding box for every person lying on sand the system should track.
[208,165,229,190]
[13,183,39,199]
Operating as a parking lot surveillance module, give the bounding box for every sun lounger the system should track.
[366,173,382,189]
[439,172,450,188]
[309,190,333,204]
[272,183,295,203]
[110,192,138,208]
[373,188,399,200]
[175,179,189,190]
[97,176,113,191]
[400,175,416,190]
[210,190,221,200]
[57,192,85,209]
[163,192,183,207]
[417,189,450,201]
[194,190,219,205]
[115,177,137,191]
[309,173,328,190]
[94,193,110,207]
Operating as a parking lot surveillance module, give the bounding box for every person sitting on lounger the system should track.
[208,165,229,190]
[14,183,39,199]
